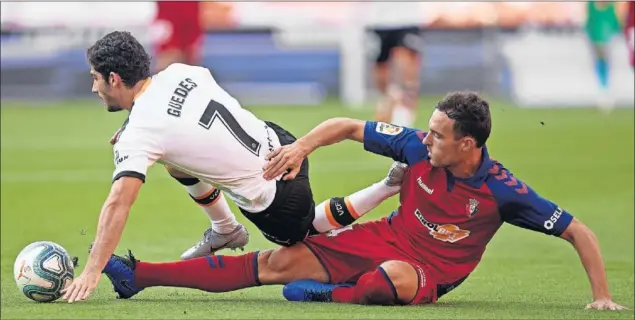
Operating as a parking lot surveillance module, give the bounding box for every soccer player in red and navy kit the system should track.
[92,92,625,310]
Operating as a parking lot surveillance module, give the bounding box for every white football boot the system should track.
[180,224,250,260]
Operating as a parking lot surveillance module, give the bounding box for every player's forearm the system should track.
[297,118,366,153]
[85,202,131,274]
[566,223,612,300]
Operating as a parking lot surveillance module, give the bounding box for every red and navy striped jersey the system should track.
[363,121,574,284]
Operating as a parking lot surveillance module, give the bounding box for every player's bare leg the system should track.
[374,63,392,123]
[282,260,422,305]
[98,243,328,299]
[389,47,420,127]
[164,166,249,259]
[312,162,407,233]
[591,44,614,112]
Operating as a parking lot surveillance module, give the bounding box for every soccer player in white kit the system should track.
[72,31,406,295]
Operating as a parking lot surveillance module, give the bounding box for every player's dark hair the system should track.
[86,31,151,88]
[435,91,491,148]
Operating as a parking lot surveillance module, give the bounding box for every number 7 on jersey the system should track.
[198,99,262,156]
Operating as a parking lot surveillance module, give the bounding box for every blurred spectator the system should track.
[200,2,236,30]
[152,1,202,72]
[584,1,621,110]
[366,2,424,127]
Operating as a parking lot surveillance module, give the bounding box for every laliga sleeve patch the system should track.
[375,122,403,136]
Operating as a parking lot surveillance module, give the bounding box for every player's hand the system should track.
[585,299,629,310]
[60,270,101,303]
[263,142,309,181]
[109,128,122,145]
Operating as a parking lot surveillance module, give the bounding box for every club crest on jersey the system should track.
[376,122,403,135]
[414,209,470,243]
[466,198,480,218]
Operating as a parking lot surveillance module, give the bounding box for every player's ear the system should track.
[461,137,475,151]
[108,72,121,87]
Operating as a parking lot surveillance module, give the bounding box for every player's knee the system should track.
[165,166,199,186]
[379,260,419,304]
[592,45,608,59]
[392,47,419,63]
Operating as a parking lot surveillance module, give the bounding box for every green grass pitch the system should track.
[1,97,633,319]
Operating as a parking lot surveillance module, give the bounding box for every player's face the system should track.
[90,68,124,112]
[422,110,465,167]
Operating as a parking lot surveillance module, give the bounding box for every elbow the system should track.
[560,218,598,245]
[334,118,365,142]
[329,117,357,129]
[303,117,366,149]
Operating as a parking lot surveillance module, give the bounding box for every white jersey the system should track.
[112,63,282,213]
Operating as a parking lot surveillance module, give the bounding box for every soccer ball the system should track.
[14,241,75,302]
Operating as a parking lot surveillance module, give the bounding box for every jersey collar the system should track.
[129,77,153,112]
[446,146,493,190]
[133,77,153,102]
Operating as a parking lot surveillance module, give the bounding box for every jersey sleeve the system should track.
[112,127,163,183]
[362,121,429,165]
[487,165,574,237]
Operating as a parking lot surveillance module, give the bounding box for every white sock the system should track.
[391,105,414,127]
[312,181,400,233]
[186,182,238,234]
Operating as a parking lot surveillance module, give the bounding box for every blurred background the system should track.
[1,1,633,109]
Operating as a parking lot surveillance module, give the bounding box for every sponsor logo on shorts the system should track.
[376,122,403,136]
[260,230,293,245]
[414,209,470,243]
[544,207,563,230]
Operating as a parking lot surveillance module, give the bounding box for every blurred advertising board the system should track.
[1,2,632,108]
